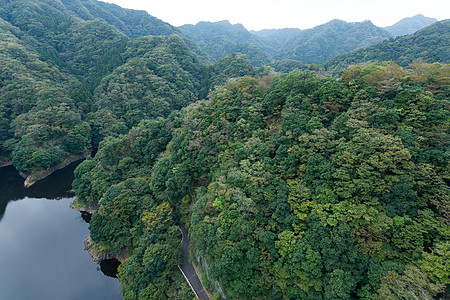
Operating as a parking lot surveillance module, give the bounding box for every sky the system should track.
[102,0,449,31]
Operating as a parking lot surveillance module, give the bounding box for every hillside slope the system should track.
[0,0,208,180]
[384,14,437,37]
[180,20,273,66]
[180,19,395,66]
[277,19,392,64]
[73,62,450,299]
[323,19,450,73]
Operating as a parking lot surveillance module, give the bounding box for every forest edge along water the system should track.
[0,161,122,300]
[20,153,89,188]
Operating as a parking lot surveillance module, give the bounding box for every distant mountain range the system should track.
[384,14,438,37]
[179,20,273,66]
[179,14,439,66]
[251,28,302,45]
[0,0,444,75]
[323,19,450,73]
[273,19,391,64]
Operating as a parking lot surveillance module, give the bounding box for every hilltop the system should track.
[384,14,438,37]
[323,19,450,73]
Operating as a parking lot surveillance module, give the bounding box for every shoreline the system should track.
[0,161,13,168]
[69,198,99,214]
[69,199,128,264]
[83,236,128,263]
[21,153,88,188]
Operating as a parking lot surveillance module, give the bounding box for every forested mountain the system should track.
[73,62,449,299]
[0,0,211,180]
[251,27,302,47]
[179,20,273,66]
[323,19,450,74]
[1,0,448,299]
[384,14,437,37]
[0,0,274,181]
[0,16,84,166]
[0,0,178,38]
[0,0,208,62]
[57,0,177,37]
[276,19,392,64]
[180,16,444,69]
[181,19,393,66]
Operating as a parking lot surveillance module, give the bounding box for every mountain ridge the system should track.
[323,19,450,73]
[0,1,447,299]
[179,18,395,66]
[384,14,438,37]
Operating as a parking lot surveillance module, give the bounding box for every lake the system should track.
[0,163,122,300]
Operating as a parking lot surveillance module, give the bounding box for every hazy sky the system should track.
[102,0,449,30]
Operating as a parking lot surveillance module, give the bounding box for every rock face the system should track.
[69,199,98,214]
[195,249,227,299]
[84,236,127,263]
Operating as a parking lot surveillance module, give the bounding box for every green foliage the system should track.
[170,66,447,298]
[180,18,402,68]
[89,178,152,254]
[117,226,187,300]
[70,63,449,299]
[277,19,392,64]
[324,20,450,73]
[46,0,178,38]
[375,265,444,299]
[0,0,207,178]
[420,242,450,285]
[7,2,443,296]
[11,103,90,172]
[180,20,274,66]
[206,53,267,90]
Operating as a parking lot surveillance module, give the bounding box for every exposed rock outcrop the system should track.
[69,199,98,214]
[84,236,127,263]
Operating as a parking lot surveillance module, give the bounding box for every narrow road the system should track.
[178,225,210,300]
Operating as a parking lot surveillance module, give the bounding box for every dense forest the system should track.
[0,0,448,299]
[274,20,391,64]
[73,61,449,299]
[0,0,227,177]
[179,20,274,66]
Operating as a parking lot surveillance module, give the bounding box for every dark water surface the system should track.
[0,164,122,300]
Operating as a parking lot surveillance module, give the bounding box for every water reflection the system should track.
[100,259,122,278]
[0,163,122,300]
[81,211,92,223]
[0,163,78,220]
